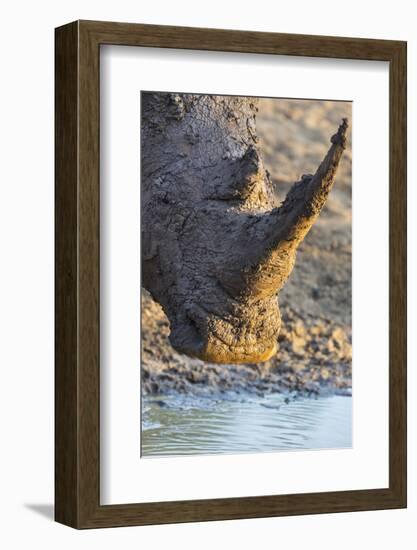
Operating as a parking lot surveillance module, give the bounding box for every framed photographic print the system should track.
[55,20,406,528]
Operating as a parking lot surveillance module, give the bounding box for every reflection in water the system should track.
[141,393,352,457]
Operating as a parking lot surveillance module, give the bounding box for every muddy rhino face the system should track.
[141,92,347,364]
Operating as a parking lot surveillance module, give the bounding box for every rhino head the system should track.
[141,93,348,364]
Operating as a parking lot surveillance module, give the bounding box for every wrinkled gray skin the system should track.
[141,92,348,364]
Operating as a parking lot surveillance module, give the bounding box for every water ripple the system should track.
[141,392,352,457]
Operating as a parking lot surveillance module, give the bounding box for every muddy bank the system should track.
[141,291,351,398]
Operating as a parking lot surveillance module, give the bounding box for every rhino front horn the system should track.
[219,119,348,302]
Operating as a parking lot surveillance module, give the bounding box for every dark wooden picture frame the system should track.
[55,20,407,529]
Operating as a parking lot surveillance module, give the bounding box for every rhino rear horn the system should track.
[213,145,265,200]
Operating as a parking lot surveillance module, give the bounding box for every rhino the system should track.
[141,92,348,364]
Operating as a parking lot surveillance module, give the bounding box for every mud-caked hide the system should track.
[141,92,348,363]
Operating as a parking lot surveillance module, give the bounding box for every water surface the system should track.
[141,392,352,457]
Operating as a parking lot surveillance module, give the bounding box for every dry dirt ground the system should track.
[142,98,352,398]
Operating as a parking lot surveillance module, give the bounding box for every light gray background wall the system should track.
[1,1,415,547]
